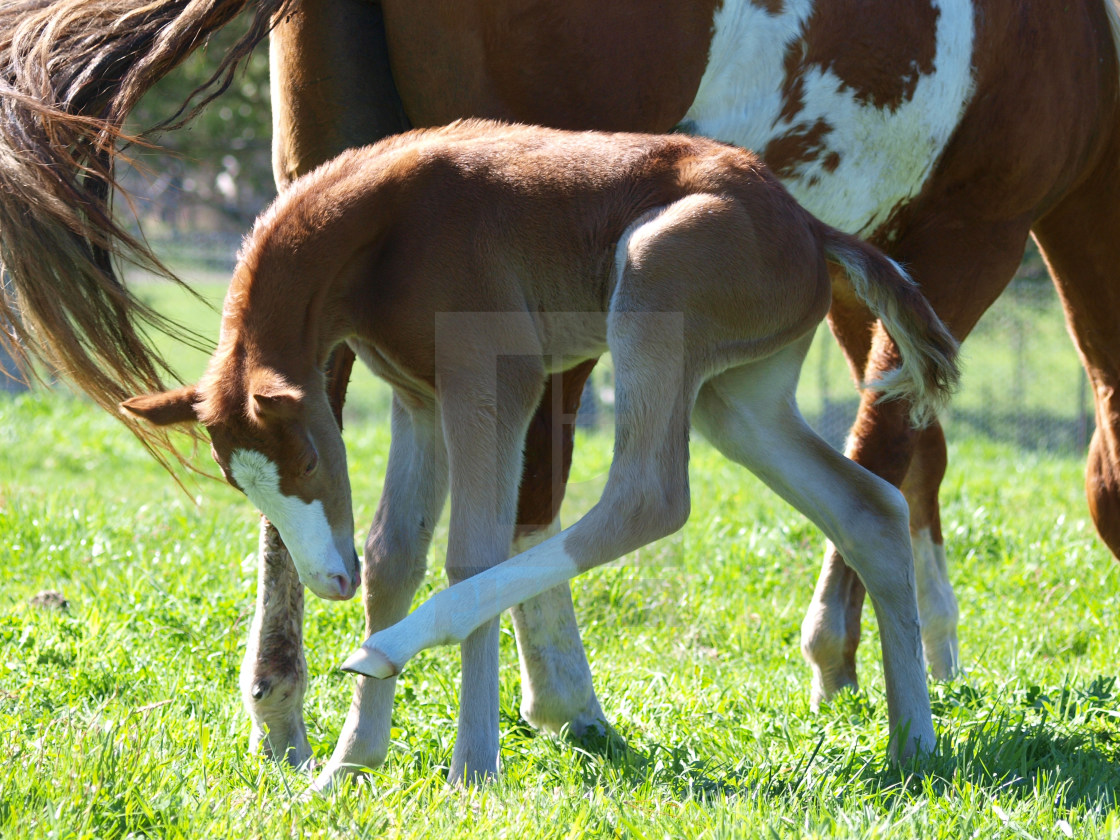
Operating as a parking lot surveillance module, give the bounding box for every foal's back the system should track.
[281,120,834,368]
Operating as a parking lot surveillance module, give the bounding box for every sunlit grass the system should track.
[1,264,1117,837]
[2,381,1119,837]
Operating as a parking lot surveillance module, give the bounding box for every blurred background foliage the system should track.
[118,15,275,268]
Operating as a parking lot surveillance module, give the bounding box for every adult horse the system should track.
[4,0,1120,788]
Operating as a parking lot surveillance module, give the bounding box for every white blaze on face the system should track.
[230,448,354,599]
[683,0,975,235]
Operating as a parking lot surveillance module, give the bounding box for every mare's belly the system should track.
[682,0,976,238]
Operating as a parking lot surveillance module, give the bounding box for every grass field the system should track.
[2,280,1120,837]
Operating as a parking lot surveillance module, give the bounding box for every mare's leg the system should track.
[802,216,1032,705]
[313,396,449,791]
[240,522,310,767]
[509,362,611,742]
[1032,152,1120,560]
[241,0,409,765]
[901,423,959,678]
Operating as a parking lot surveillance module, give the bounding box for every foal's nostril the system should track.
[329,573,354,600]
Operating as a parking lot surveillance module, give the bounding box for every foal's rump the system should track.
[611,191,833,373]
[610,177,959,425]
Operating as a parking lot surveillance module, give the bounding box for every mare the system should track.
[121,121,959,781]
[5,0,1120,783]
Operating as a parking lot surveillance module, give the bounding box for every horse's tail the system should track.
[0,0,286,463]
[822,227,960,427]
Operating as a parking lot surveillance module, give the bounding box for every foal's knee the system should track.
[605,477,692,550]
[834,482,913,586]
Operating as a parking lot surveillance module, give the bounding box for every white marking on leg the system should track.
[683,0,976,234]
[230,448,356,600]
[912,526,959,679]
[343,534,580,677]
[509,522,608,736]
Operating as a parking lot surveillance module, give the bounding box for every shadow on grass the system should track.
[534,700,1120,812]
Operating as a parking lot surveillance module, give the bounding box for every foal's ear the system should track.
[120,385,201,426]
[251,390,302,423]
[247,370,303,424]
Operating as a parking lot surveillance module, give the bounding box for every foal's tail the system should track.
[822,228,960,427]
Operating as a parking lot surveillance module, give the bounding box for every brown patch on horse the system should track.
[794,0,940,113]
[764,117,835,179]
[381,0,720,132]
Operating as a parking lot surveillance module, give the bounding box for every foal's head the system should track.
[121,368,360,602]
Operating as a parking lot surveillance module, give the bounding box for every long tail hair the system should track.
[822,227,960,427]
[0,0,286,464]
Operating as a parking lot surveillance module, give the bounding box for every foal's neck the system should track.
[221,181,385,388]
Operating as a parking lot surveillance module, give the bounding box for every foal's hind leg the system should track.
[804,217,1032,704]
[1032,155,1120,561]
[692,344,934,758]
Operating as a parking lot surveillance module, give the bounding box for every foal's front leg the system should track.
[313,397,449,791]
[439,367,543,784]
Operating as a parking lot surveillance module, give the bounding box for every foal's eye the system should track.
[301,450,319,477]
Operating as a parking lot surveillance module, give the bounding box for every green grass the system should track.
[2,278,1120,837]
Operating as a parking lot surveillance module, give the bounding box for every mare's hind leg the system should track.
[1032,155,1120,560]
[313,395,449,791]
[692,342,934,758]
[901,423,959,678]
[508,362,611,743]
[803,217,1032,704]
[240,522,310,768]
[241,0,410,767]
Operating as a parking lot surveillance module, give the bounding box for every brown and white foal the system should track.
[122,120,957,783]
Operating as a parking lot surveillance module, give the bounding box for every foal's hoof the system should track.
[340,645,398,679]
[565,718,630,760]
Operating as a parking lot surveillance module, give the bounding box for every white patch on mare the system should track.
[911,526,959,679]
[230,448,352,598]
[682,0,976,235]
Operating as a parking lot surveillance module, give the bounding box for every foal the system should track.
[122,120,958,783]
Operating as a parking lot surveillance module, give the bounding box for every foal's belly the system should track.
[682,0,977,239]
